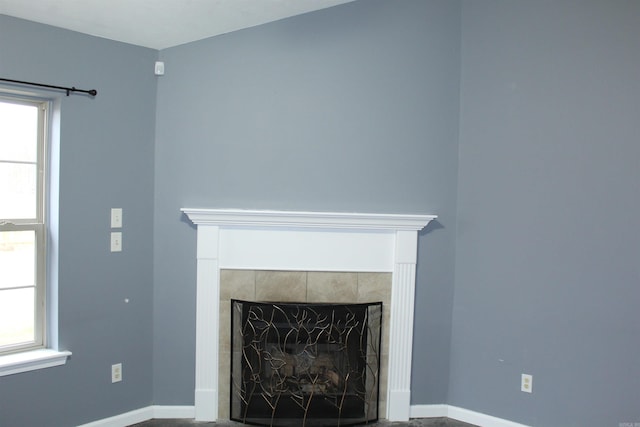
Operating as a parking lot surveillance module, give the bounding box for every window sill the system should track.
[0,348,72,377]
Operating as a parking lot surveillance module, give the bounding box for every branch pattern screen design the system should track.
[230,300,382,427]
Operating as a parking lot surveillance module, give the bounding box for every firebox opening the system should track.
[231,300,383,427]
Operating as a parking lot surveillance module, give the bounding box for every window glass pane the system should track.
[0,230,35,289]
[0,96,45,355]
[0,287,35,347]
[0,101,38,162]
[0,162,37,219]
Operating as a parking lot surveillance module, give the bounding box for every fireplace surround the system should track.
[218,270,390,421]
[182,209,436,422]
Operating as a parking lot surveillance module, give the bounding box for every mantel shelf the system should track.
[181,208,436,231]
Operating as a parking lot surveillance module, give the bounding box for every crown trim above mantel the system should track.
[181,208,436,230]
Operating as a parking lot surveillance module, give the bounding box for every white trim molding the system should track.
[181,208,431,230]
[0,348,71,377]
[447,406,532,427]
[78,404,530,427]
[77,406,195,427]
[410,404,448,418]
[77,407,152,427]
[182,208,436,422]
[411,405,532,427]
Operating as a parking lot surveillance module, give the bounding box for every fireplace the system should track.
[230,300,383,426]
[181,209,436,422]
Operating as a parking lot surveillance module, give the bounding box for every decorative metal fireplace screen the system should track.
[230,300,383,427]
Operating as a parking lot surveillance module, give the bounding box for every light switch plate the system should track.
[110,232,122,252]
[111,208,123,228]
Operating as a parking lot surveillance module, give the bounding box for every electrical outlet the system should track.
[521,373,532,393]
[111,363,122,383]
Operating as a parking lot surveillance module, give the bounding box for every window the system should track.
[0,95,47,355]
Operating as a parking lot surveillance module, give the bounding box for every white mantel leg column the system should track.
[194,225,220,421]
[387,230,419,421]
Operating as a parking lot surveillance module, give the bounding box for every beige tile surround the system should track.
[218,270,392,420]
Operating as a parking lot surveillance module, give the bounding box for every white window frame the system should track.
[0,90,70,376]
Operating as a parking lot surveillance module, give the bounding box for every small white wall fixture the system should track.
[181,208,436,422]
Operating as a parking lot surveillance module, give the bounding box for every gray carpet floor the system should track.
[129,417,478,427]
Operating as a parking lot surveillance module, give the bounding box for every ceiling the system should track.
[0,0,356,50]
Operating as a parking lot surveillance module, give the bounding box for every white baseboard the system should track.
[78,404,528,427]
[76,407,152,427]
[410,404,448,418]
[77,405,195,427]
[410,404,531,427]
[150,405,195,419]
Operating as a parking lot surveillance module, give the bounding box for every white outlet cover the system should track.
[111,363,122,383]
[521,373,533,393]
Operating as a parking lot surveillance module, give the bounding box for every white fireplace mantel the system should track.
[181,208,436,422]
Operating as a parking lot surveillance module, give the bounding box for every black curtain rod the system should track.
[0,77,97,97]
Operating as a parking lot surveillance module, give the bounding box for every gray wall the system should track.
[5,1,638,426]
[153,0,460,405]
[0,15,157,427]
[453,1,640,426]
